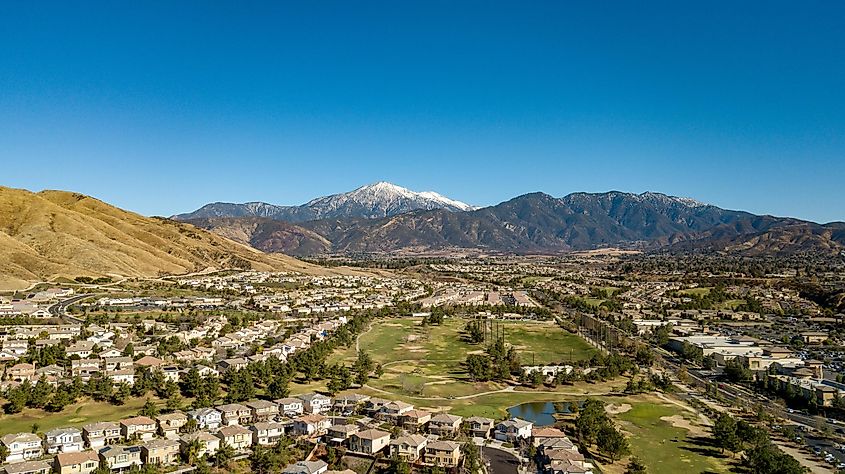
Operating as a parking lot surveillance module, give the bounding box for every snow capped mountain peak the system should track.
[174,181,475,221]
[302,181,476,218]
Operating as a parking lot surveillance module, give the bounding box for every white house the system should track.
[44,427,84,454]
[0,433,43,462]
[298,393,331,414]
[187,408,223,430]
[495,418,533,442]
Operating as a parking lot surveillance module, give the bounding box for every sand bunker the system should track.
[660,415,708,437]
[605,403,632,415]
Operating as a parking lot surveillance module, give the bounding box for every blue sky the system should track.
[1,1,843,222]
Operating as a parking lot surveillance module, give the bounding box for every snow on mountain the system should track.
[173,182,476,222]
[306,182,476,215]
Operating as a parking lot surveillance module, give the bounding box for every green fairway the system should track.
[331,316,597,400]
[678,287,713,297]
[614,398,731,474]
[0,397,159,436]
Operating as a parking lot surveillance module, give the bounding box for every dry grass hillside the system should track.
[0,186,321,290]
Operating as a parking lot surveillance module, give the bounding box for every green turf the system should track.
[678,287,713,297]
[332,317,596,396]
[0,397,159,436]
[615,401,731,474]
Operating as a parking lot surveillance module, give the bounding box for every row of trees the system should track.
[712,412,804,474]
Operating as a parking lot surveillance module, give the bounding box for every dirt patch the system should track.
[605,403,632,415]
[660,415,708,437]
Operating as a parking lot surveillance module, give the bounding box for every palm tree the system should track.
[183,438,203,465]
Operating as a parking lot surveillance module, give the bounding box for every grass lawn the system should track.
[0,396,161,436]
[612,396,732,474]
[678,287,713,297]
[719,299,747,310]
[330,317,597,399]
[583,297,605,308]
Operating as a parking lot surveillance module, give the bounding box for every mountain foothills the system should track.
[0,186,321,290]
[179,183,845,257]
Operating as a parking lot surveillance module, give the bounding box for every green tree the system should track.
[712,413,742,455]
[625,456,647,474]
[597,424,630,462]
[139,398,160,418]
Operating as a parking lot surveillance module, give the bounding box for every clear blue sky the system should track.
[1,1,843,223]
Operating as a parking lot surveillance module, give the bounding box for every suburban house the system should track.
[349,429,391,455]
[244,400,279,423]
[70,359,102,380]
[215,403,252,426]
[53,451,100,474]
[134,356,164,370]
[156,412,188,439]
[275,398,305,416]
[0,433,43,462]
[400,409,432,433]
[102,357,133,372]
[282,460,329,474]
[217,357,248,372]
[495,418,533,443]
[66,341,95,358]
[332,394,370,414]
[298,393,332,414]
[532,427,571,447]
[363,398,389,416]
[1,460,51,474]
[82,422,122,448]
[464,416,495,438]
[120,416,157,442]
[216,425,253,451]
[187,408,222,430]
[44,427,84,454]
[97,445,143,472]
[541,448,592,474]
[424,441,462,468]
[6,363,35,383]
[293,414,330,437]
[428,413,463,437]
[326,424,359,444]
[389,434,428,462]
[379,401,413,420]
[179,431,220,458]
[142,439,181,466]
[250,422,286,446]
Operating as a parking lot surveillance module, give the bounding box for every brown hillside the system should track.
[0,186,318,290]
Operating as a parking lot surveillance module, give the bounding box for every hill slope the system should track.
[0,186,316,289]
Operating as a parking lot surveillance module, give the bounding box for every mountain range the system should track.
[176,183,845,257]
[173,182,476,222]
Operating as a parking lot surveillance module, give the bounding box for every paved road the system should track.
[482,447,520,474]
[47,293,95,317]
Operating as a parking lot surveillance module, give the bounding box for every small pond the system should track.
[507,400,583,426]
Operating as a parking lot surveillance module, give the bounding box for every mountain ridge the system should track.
[184,189,845,257]
[173,181,476,222]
